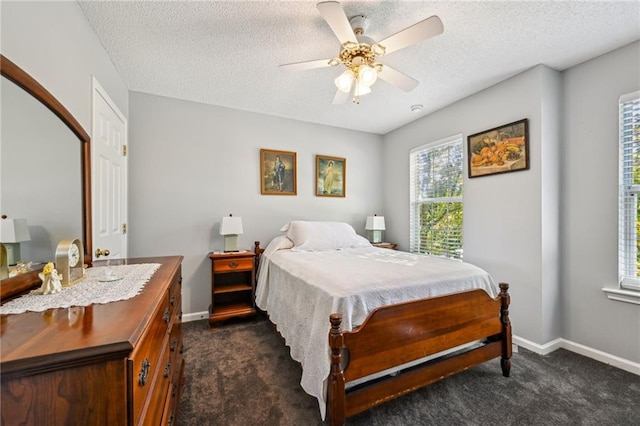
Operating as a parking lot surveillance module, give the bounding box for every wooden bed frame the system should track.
[253,242,512,426]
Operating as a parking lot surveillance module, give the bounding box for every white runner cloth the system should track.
[0,263,161,315]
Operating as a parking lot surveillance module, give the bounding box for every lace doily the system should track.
[0,263,161,315]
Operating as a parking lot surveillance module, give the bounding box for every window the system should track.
[409,134,463,259]
[618,91,640,290]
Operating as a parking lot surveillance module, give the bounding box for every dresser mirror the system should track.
[0,55,92,299]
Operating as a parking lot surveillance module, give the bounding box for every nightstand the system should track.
[208,251,256,326]
[372,242,398,250]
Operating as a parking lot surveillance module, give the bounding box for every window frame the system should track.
[409,134,464,260]
[618,91,640,291]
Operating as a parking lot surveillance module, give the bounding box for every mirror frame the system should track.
[0,54,93,300]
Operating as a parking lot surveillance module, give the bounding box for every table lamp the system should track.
[365,214,385,244]
[0,217,31,265]
[220,214,243,252]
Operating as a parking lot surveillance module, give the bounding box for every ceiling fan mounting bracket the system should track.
[349,15,368,35]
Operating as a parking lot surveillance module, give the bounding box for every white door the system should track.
[92,78,127,261]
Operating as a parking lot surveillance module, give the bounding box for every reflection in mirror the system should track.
[0,54,92,300]
[1,76,83,264]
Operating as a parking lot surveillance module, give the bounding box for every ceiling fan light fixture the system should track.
[358,64,378,87]
[343,41,359,50]
[335,69,354,93]
[356,81,371,96]
[328,58,341,67]
[371,43,386,56]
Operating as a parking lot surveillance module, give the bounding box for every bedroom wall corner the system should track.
[382,65,558,347]
[561,40,640,364]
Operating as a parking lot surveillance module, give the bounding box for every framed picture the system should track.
[467,118,529,178]
[260,149,297,195]
[316,155,346,197]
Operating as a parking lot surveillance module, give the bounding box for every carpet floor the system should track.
[177,317,640,426]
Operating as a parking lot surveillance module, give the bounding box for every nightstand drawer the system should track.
[213,257,253,273]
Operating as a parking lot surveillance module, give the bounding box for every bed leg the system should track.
[499,282,512,377]
[328,314,346,426]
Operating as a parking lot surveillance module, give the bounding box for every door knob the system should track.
[95,248,111,258]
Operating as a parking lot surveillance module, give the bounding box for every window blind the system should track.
[409,134,463,259]
[618,91,640,290]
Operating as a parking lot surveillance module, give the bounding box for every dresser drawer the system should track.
[129,292,171,424]
[168,268,181,315]
[213,257,253,273]
[137,338,172,426]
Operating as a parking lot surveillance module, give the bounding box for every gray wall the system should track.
[382,42,640,364]
[0,1,128,131]
[2,1,638,367]
[128,92,383,315]
[562,41,640,363]
[382,65,562,346]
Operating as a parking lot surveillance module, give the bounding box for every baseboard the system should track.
[513,335,640,376]
[177,316,639,375]
[182,311,209,323]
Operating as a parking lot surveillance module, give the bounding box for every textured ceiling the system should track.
[78,0,640,135]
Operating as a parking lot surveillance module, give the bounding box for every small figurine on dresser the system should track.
[38,262,63,294]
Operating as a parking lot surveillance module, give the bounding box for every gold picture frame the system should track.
[467,118,529,178]
[260,149,297,195]
[316,155,346,197]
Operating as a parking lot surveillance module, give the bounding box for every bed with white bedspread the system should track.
[254,221,511,425]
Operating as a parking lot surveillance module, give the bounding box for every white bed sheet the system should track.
[255,239,498,420]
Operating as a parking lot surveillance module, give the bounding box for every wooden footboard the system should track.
[328,283,512,426]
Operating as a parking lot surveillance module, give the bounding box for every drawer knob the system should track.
[170,339,176,352]
[229,262,239,269]
[163,308,171,323]
[138,358,150,386]
[170,295,176,306]
[164,360,171,378]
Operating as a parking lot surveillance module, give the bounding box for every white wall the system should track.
[382,65,562,346]
[562,41,640,363]
[128,92,383,315]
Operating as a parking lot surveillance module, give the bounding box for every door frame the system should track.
[91,77,128,259]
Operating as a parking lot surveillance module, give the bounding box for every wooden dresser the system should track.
[0,256,184,426]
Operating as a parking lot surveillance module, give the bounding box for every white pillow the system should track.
[266,235,294,252]
[286,221,371,251]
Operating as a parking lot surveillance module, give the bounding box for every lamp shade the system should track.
[220,215,243,235]
[365,215,385,231]
[359,65,378,87]
[335,70,354,93]
[0,218,31,243]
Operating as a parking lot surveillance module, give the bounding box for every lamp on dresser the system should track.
[365,214,385,244]
[0,216,31,265]
[220,214,243,252]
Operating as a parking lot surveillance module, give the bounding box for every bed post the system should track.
[499,282,512,377]
[328,313,346,426]
[254,241,263,271]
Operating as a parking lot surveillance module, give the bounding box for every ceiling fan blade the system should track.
[317,1,357,46]
[376,15,443,55]
[279,59,333,72]
[332,88,350,104]
[378,65,419,92]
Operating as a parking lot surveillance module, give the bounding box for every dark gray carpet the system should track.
[177,317,640,425]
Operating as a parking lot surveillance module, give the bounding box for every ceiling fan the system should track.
[280,1,444,105]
